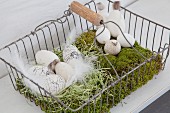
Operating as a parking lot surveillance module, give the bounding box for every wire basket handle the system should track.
[70,1,103,26]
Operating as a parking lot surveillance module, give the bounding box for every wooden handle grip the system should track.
[70,1,103,26]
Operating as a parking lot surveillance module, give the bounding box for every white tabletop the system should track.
[0,76,43,113]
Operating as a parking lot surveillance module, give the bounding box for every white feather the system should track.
[62,44,94,86]
[64,55,94,88]
[68,59,93,81]
[66,27,77,45]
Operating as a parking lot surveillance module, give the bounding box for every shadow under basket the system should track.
[0,0,170,113]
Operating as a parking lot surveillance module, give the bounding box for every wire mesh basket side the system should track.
[0,49,167,112]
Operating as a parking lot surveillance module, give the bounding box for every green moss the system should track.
[74,30,103,57]
[15,30,162,113]
[53,48,63,61]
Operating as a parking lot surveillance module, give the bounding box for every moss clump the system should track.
[74,30,103,57]
[16,30,162,113]
[98,42,161,74]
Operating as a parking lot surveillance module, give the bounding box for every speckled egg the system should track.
[63,45,82,63]
[104,40,121,55]
[24,66,65,96]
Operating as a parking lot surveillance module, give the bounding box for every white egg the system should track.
[35,50,59,66]
[117,33,135,47]
[107,10,125,37]
[63,45,82,63]
[55,62,74,82]
[96,27,111,44]
[104,40,121,55]
[44,74,65,95]
[24,74,65,96]
[24,66,65,96]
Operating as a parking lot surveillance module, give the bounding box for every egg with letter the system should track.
[24,65,65,96]
[63,45,82,63]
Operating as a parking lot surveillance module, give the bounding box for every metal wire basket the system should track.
[0,0,170,112]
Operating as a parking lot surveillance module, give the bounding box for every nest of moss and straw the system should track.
[16,30,163,113]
